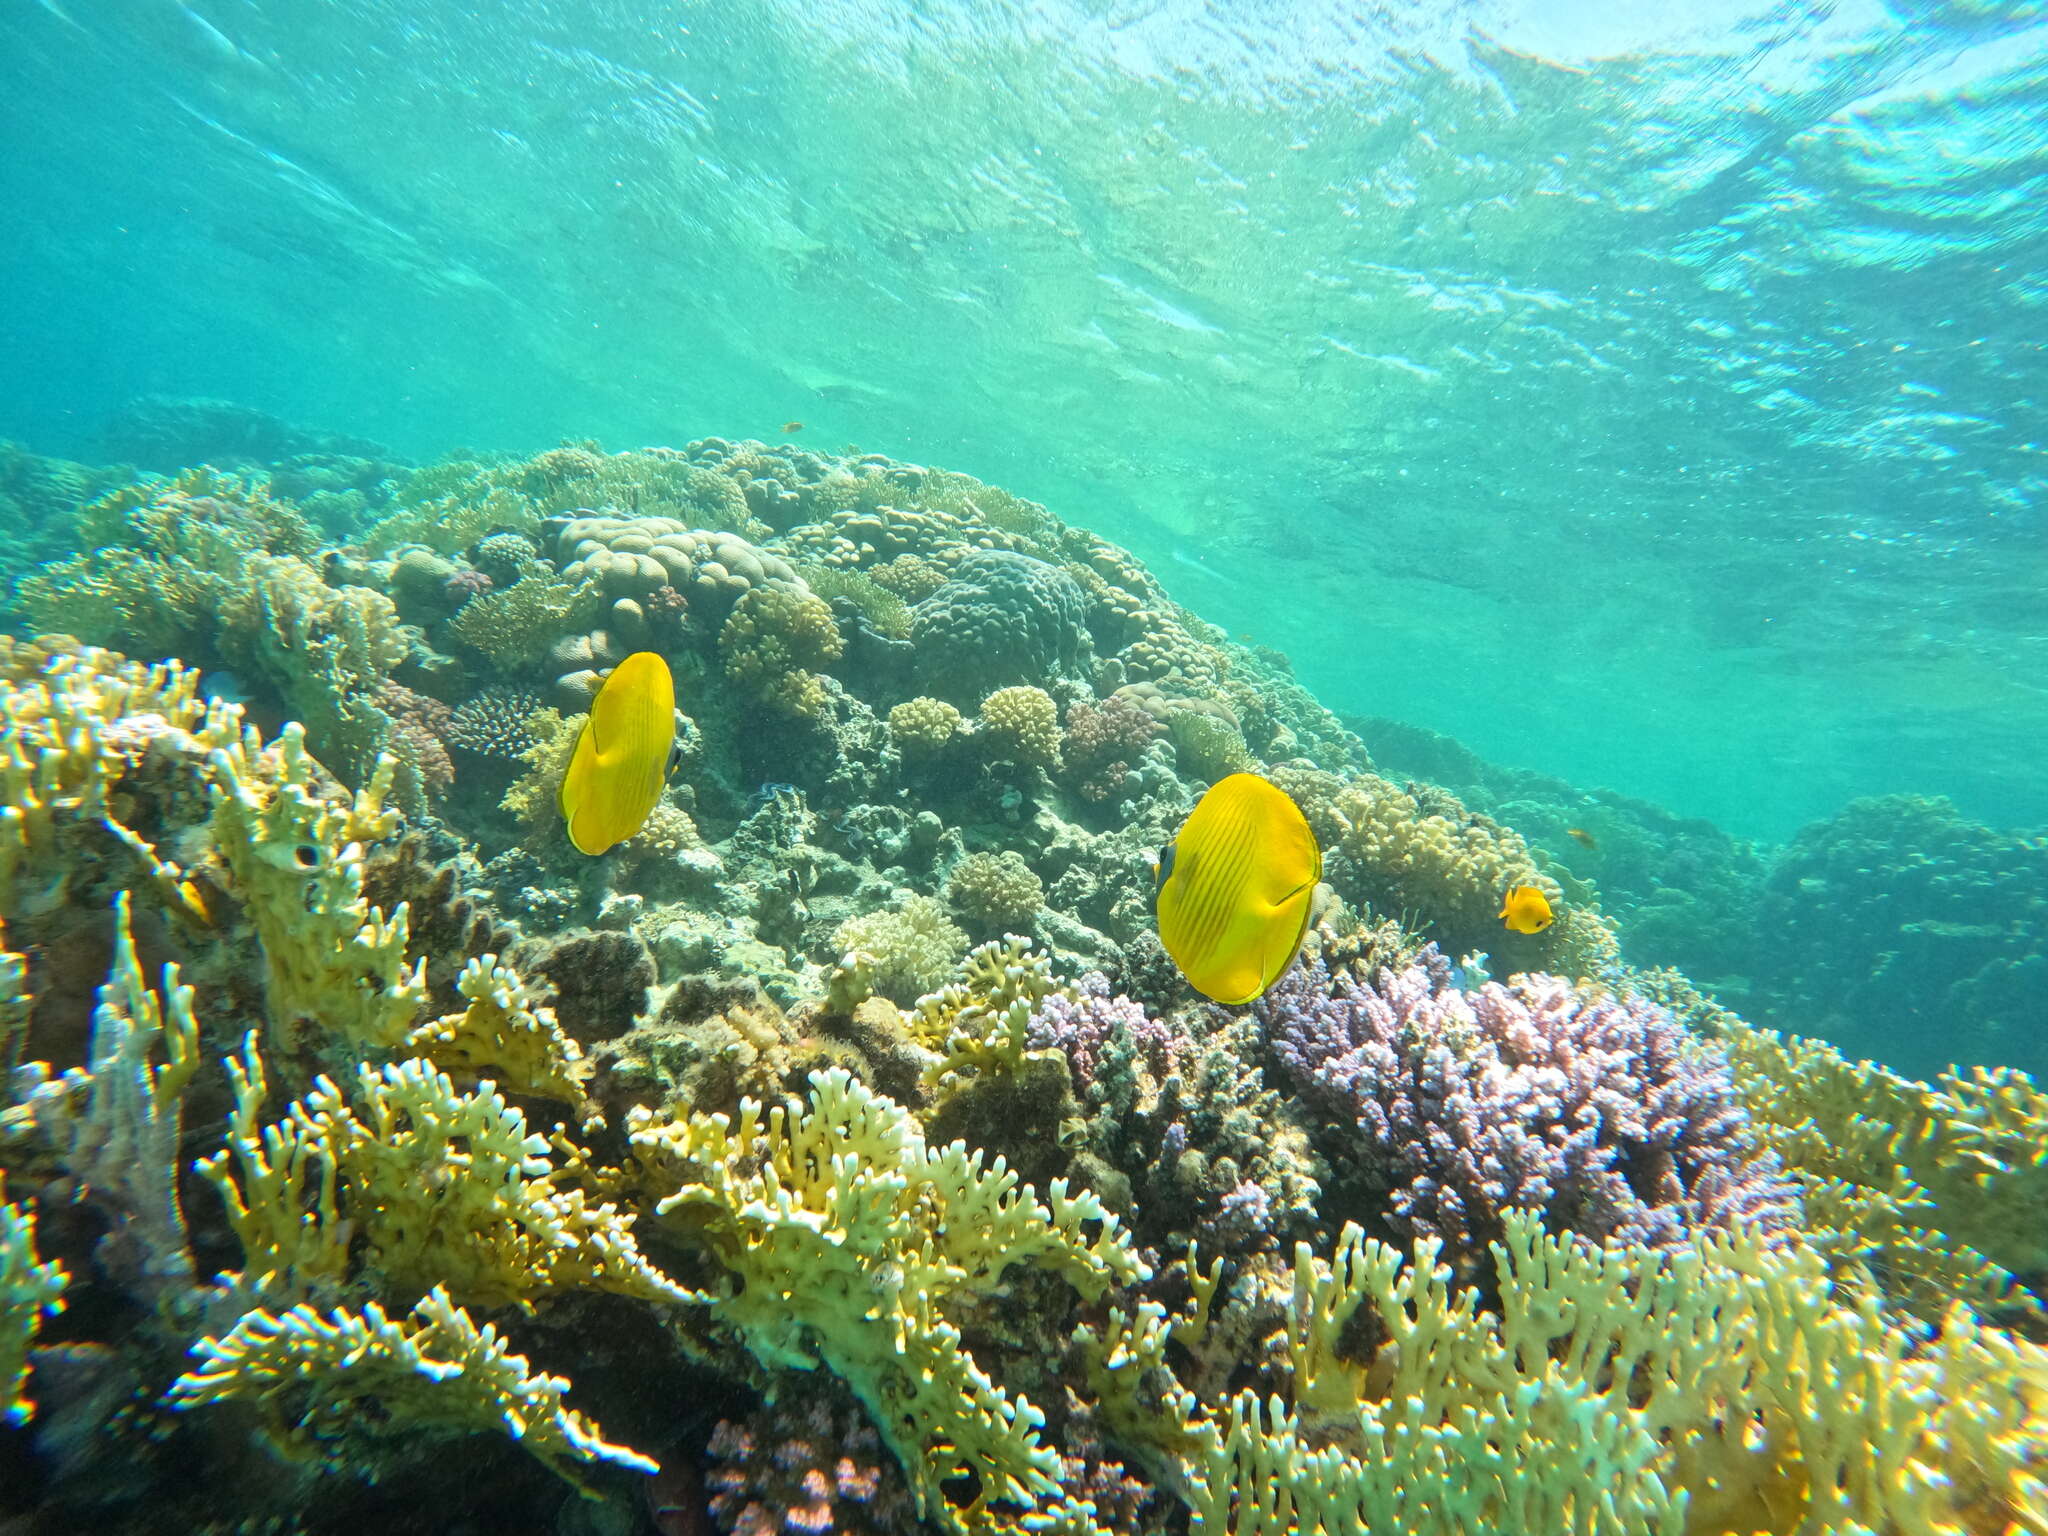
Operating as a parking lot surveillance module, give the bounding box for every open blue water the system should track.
[4,0,2045,838]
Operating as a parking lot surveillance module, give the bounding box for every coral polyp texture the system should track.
[1260,949,1799,1267]
[0,434,2043,1536]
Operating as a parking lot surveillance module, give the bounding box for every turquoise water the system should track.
[7,7,2048,1531]
[7,0,2046,839]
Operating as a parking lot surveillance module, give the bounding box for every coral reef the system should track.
[911,550,1088,701]
[1751,793,2048,1079]
[703,1389,915,1536]
[2,432,2043,1536]
[1260,949,1797,1268]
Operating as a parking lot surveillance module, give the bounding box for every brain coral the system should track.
[946,851,1045,935]
[909,550,1087,699]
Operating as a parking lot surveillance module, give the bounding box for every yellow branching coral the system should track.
[1725,1019,2048,1305]
[208,723,423,1057]
[218,554,409,778]
[1,1173,67,1427]
[203,1036,689,1313]
[908,936,1060,1098]
[976,686,1062,770]
[1177,1212,2048,1536]
[165,1284,655,1486]
[629,1069,1143,1533]
[0,647,235,918]
[0,930,23,1078]
[405,954,591,1110]
[15,470,318,661]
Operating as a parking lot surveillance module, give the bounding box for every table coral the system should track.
[1260,950,1797,1267]
[628,1068,1143,1534]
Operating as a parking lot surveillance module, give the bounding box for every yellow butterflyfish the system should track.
[1154,772,1321,1005]
[1499,884,1555,934]
[559,651,679,856]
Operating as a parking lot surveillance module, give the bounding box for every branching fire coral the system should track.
[629,1068,1144,1534]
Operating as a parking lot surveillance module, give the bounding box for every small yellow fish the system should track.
[1564,827,1598,851]
[781,420,804,433]
[559,651,679,856]
[1499,884,1555,934]
[1155,772,1322,1005]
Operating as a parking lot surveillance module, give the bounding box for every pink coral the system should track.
[375,681,455,800]
[705,1396,912,1536]
[1062,694,1163,801]
[443,566,493,604]
[1027,971,1189,1092]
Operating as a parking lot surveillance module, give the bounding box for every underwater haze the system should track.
[12,5,2048,1532]
[6,0,2047,839]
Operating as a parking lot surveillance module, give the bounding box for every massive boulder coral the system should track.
[911,550,1089,700]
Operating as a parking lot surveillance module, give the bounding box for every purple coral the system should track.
[705,1398,911,1536]
[1027,971,1188,1093]
[443,565,493,604]
[1258,950,1796,1257]
[1062,695,1164,802]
